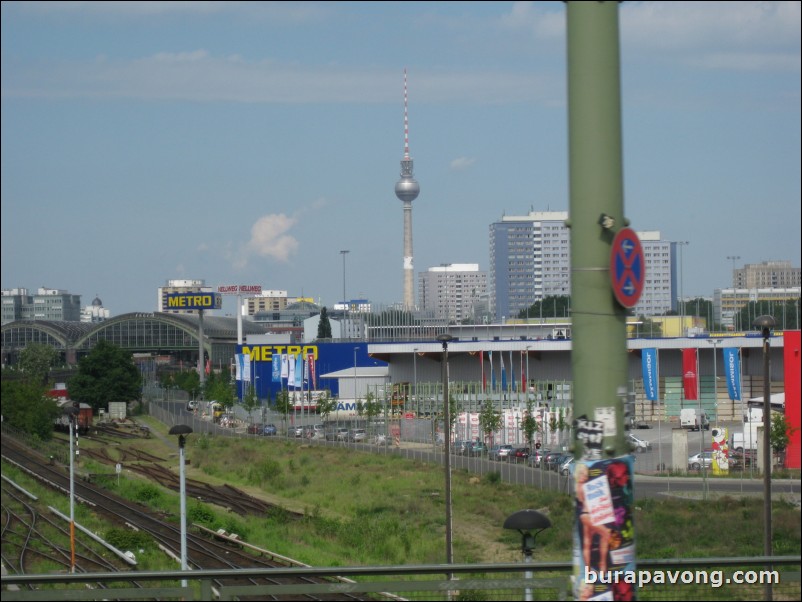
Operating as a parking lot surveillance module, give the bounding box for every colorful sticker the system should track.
[574,456,636,600]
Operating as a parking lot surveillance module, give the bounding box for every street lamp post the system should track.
[436,333,454,577]
[413,348,419,416]
[707,339,721,423]
[341,250,350,338]
[676,241,689,336]
[353,346,360,407]
[727,255,740,285]
[726,255,741,329]
[503,510,552,602]
[169,424,193,588]
[67,405,79,573]
[340,250,350,305]
[753,314,775,602]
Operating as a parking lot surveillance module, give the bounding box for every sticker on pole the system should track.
[610,227,645,308]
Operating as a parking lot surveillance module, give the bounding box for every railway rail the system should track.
[1,435,372,601]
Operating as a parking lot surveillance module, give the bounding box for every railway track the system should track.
[1,435,372,601]
[1,478,143,593]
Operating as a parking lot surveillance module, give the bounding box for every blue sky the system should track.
[2,1,800,317]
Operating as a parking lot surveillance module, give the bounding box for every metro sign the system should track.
[609,227,645,308]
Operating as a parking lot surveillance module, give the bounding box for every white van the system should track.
[680,408,710,431]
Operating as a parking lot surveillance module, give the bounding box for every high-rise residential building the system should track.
[734,260,800,289]
[2,287,82,324]
[490,211,570,321]
[418,264,488,324]
[637,232,673,317]
[157,279,212,314]
[490,212,675,321]
[244,290,289,316]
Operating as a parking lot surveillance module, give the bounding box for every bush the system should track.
[105,527,152,551]
[134,484,163,504]
[188,502,216,525]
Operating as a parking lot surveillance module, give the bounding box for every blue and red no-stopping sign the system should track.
[610,227,645,308]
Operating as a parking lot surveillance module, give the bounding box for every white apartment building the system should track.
[490,212,673,320]
[418,264,488,324]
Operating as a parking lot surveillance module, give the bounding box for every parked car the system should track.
[511,447,531,463]
[627,433,652,452]
[464,441,488,456]
[349,429,367,443]
[262,423,277,436]
[688,451,713,470]
[326,427,350,441]
[559,456,575,476]
[287,426,304,438]
[247,423,265,435]
[488,445,514,461]
[543,451,566,472]
[452,440,470,455]
[528,448,551,468]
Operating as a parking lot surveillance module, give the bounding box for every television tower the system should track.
[394,68,420,309]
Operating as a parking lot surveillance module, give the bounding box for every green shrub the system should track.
[188,502,216,525]
[484,471,501,485]
[134,484,163,504]
[105,527,152,551]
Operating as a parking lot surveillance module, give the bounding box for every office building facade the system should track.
[734,261,800,289]
[2,287,82,324]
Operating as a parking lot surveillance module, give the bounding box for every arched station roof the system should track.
[2,313,265,362]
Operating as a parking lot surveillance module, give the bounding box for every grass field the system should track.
[4,415,800,571]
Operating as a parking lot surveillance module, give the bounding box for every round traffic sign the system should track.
[610,227,645,308]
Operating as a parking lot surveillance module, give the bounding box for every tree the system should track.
[521,399,540,446]
[242,385,259,424]
[174,370,201,399]
[518,295,571,320]
[274,390,292,427]
[18,343,58,385]
[735,298,800,331]
[68,341,141,413]
[1,380,60,440]
[317,390,337,422]
[317,307,333,339]
[770,413,798,456]
[206,377,234,413]
[636,315,663,338]
[478,400,501,447]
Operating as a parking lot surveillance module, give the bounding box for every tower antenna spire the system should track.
[404,67,410,160]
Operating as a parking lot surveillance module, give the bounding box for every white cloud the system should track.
[235,213,299,269]
[450,157,476,171]
[621,1,800,71]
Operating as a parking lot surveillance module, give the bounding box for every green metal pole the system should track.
[567,0,629,458]
[566,2,635,596]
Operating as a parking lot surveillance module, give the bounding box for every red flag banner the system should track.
[308,354,316,390]
[682,348,698,400]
